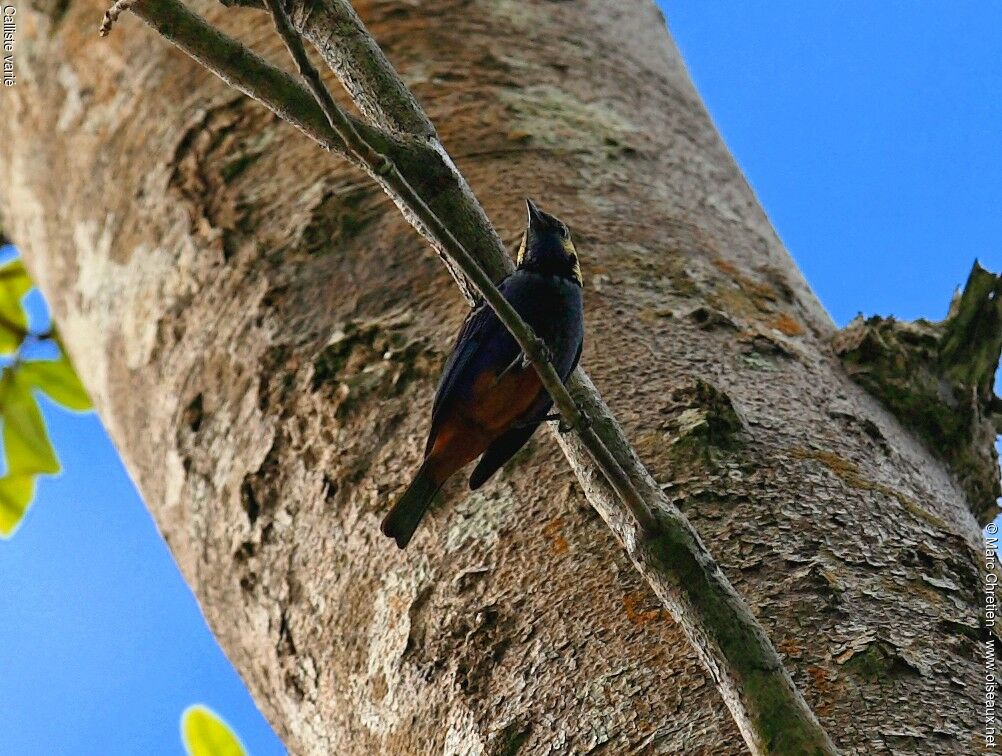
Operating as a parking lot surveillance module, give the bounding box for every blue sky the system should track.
[663,1,1002,324]
[1,3,1000,753]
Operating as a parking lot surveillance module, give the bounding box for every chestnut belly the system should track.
[427,366,544,480]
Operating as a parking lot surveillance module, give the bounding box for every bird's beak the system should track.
[525,198,546,231]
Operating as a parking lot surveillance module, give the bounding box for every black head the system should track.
[516,199,582,284]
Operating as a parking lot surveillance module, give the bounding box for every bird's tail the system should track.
[381,461,442,549]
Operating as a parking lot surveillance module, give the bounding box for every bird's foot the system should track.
[532,339,556,368]
[563,405,592,434]
[495,342,553,386]
[494,353,523,385]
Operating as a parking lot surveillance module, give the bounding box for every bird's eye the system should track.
[559,224,570,239]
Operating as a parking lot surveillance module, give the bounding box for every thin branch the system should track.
[115,0,354,158]
[263,0,393,177]
[129,0,493,301]
[105,0,838,752]
[288,0,436,138]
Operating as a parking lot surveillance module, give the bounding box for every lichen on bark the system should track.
[834,262,1002,524]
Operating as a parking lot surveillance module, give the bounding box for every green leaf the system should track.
[181,706,247,756]
[0,259,30,356]
[0,259,31,327]
[1,374,60,477]
[0,258,31,292]
[0,370,60,537]
[0,322,20,355]
[0,474,36,537]
[19,352,92,411]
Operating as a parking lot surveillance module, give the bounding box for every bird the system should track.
[381,199,585,549]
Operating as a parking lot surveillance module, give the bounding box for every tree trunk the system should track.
[1,0,991,753]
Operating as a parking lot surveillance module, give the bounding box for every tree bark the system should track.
[1,1,992,753]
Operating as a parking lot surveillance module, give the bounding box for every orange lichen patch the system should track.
[883,575,948,606]
[711,287,762,323]
[712,258,779,300]
[710,281,780,327]
[770,313,804,337]
[505,129,533,143]
[712,258,739,276]
[542,516,569,554]
[741,277,779,303]
[834,648,855,665]
[790,447,860,478]
[807,665,838,717]
[807,665,830,688]
[387,593,410,619]
[623,592,661,626]
[789,447,949,530]
[777,637,804,657]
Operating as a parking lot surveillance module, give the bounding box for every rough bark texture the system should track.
[1,1,995,753]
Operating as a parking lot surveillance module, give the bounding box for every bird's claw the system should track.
[542,405,591,434]
[565,405,592,434]
[529,338,555,368]
[542,343,557,367]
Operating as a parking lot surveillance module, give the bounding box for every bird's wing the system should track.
[567,338,583,379]
[430,301,491,422]
[426,285,519,453]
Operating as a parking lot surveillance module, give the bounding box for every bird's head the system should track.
[516,199,581,284]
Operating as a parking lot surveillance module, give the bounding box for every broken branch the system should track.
[834,261,1002,524]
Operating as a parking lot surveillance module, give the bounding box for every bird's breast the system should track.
[505,273,583,370]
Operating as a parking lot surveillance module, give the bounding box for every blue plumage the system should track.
[382,200,584,548]
[429,270,584,458]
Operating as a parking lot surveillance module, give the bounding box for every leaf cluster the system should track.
[0,259,92,537]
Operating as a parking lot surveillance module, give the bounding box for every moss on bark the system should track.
[834,262,1002,523]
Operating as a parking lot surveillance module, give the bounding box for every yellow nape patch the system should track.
[563,238,582,282]
[516,232,527,265]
